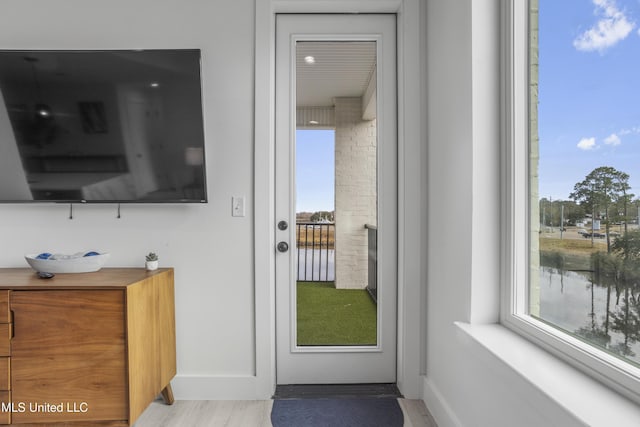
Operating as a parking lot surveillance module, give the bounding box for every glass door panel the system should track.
[295,41,378,347]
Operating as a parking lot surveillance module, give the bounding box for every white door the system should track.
[275,14,397,384]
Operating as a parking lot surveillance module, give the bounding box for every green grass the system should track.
[296,281,377,346]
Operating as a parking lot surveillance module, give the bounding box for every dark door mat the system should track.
[271,397,404,427]
[273,383,403,399]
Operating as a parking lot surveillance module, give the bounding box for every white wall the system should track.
[334,97,376,290]
[0,0,258,397]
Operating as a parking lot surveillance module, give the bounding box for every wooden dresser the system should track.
[0,268,176,426]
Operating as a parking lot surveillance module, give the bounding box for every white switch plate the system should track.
[232,196,245,217]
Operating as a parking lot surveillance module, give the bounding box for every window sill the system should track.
[455,322,640,426]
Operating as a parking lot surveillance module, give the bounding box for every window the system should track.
[503,0,640,403]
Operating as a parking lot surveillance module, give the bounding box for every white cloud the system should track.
[604,133,621,145]
[577,137,597,150]
[573,0,635,53]
[617,126,640,135]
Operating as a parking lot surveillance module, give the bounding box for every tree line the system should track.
[541,166,637,253]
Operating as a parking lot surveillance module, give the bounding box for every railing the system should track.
[296,222,335,282]
[365,224,377,302]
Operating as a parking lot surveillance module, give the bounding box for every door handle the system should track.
[277,241,289,253]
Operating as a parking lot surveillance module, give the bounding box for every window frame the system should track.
[500,0,640,405]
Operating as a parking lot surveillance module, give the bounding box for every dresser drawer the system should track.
[0,291,8,324]
[0,325,10,357]
[0,358,9,391]
[0,390,9,424]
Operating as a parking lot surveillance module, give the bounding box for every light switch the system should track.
[232,196,245,217]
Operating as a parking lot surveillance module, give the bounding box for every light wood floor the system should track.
[134,398,438,427]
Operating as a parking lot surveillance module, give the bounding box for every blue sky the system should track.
[296,129,335,212]
[539,0,640,200]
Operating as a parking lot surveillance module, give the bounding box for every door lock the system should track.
[277,241,289,253]
[278,220,289,231]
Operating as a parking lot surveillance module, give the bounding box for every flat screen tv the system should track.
[0,49,207,203]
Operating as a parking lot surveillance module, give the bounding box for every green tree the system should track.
[611,230,640,269]
[569,166,631,252]
[609,230,640,357]
[612,191,635,235]
[538,199,584,227]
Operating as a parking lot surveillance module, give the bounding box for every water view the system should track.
[538,249,640,366]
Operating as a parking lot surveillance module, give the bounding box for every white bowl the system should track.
[25,253,110,273]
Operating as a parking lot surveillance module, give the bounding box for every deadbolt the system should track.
[278,220,288,231]
[277,241,289,253]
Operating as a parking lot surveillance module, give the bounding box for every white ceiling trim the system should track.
[296,106,335,129]
[296,41,377,109]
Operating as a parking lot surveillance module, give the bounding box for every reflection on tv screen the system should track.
[0,49,207,203]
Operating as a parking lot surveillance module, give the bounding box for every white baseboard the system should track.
[422,377,462,427]
[171,375,264,400]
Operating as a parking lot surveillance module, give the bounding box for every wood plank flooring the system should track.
[134,398,437,426]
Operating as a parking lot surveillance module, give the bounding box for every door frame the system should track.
[254,0,425,399]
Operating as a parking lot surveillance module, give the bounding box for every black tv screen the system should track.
[0,49,207,203]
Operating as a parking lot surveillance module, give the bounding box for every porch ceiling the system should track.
[296,41,376,108]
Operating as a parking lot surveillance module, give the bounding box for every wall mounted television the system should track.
[0,49,207,203]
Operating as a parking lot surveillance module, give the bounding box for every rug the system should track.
[271,397,404,427]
